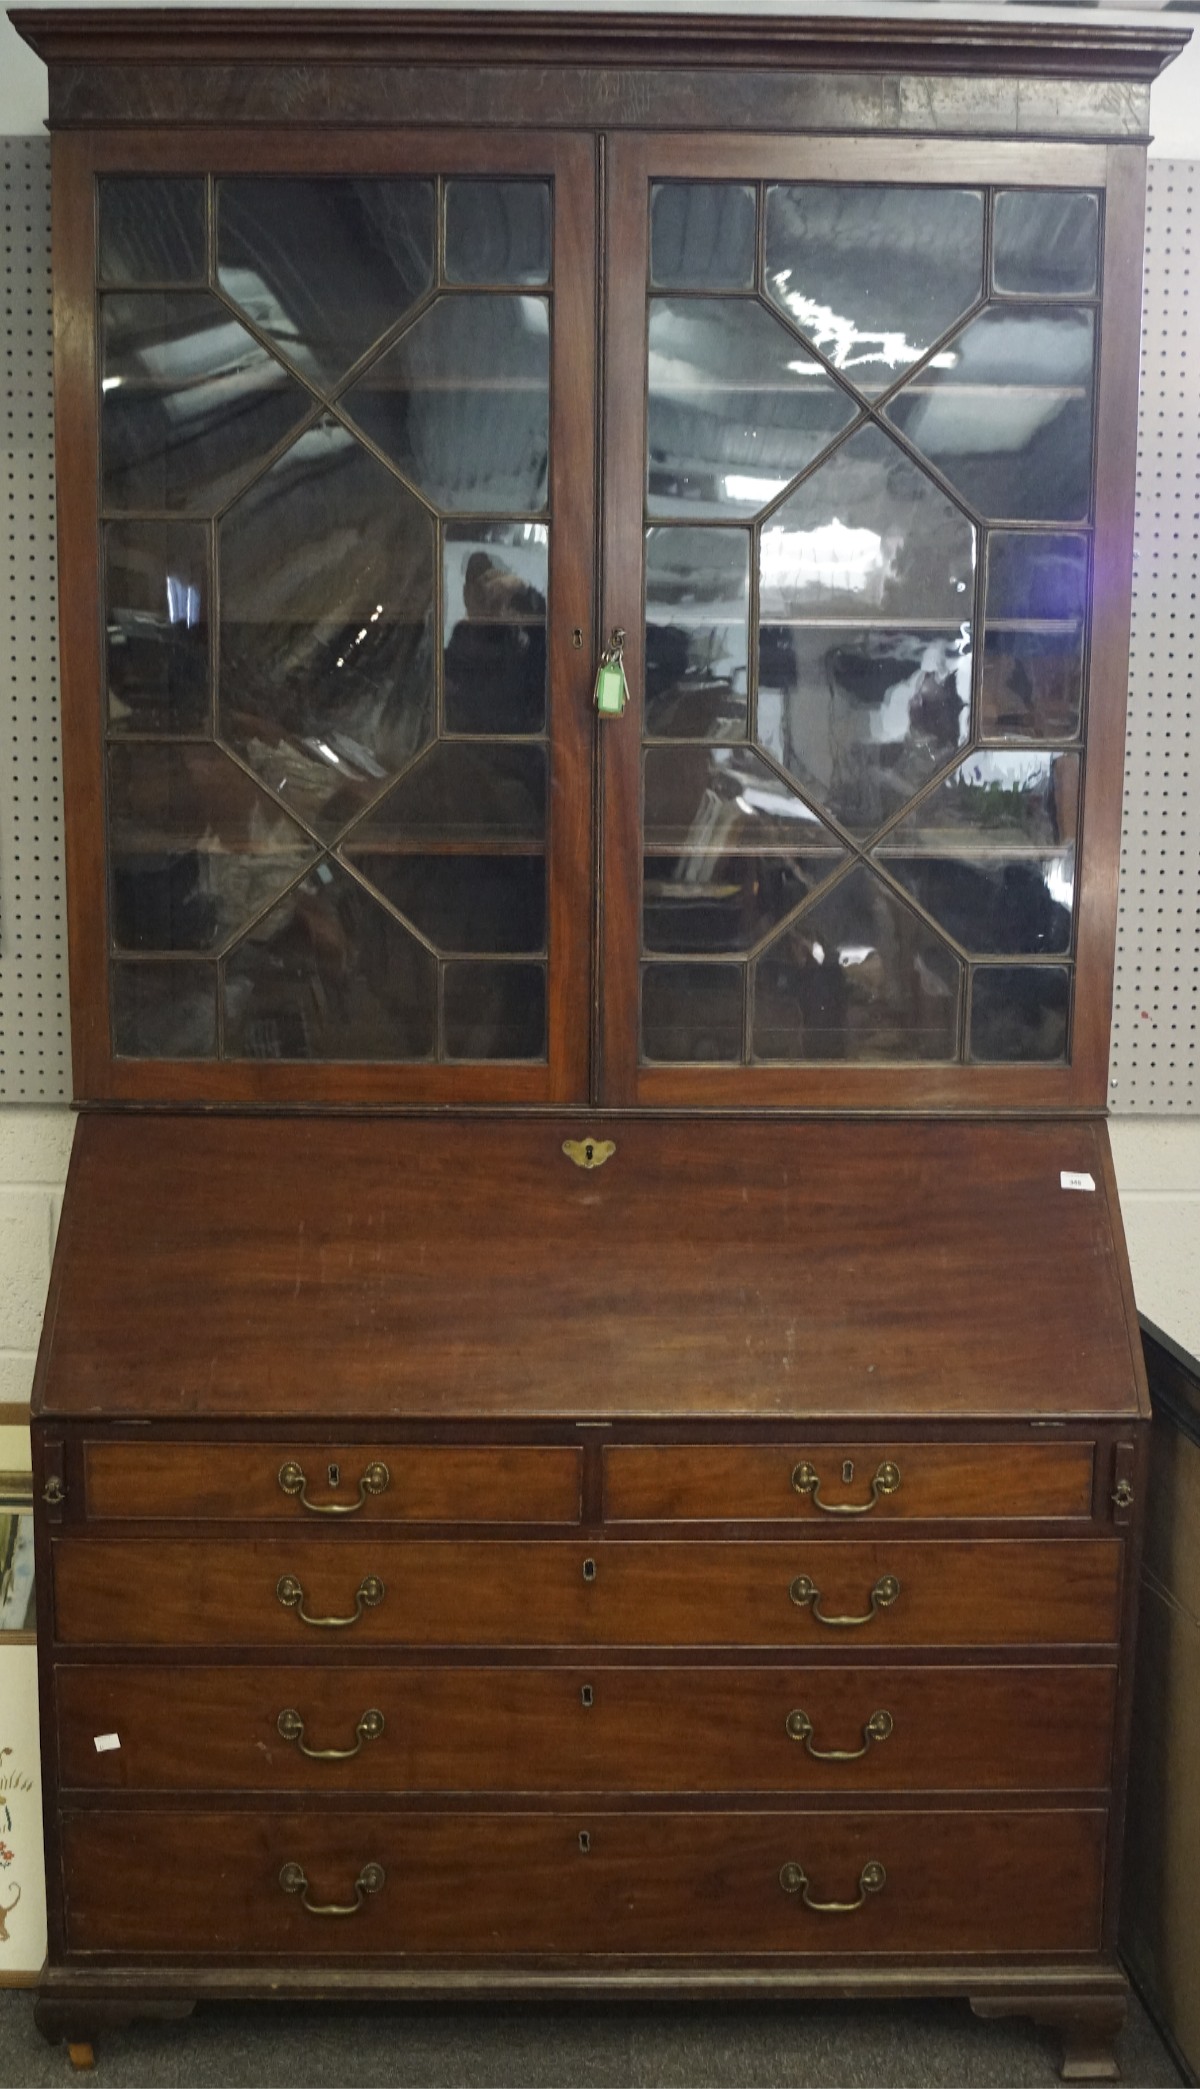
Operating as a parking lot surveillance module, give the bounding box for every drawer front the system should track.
[604,1442,1095,1523]
[52,1537,1123,1648]
[83,1443,583,1524]
[61,1805,1106,1957]
[57,1661,1118,1795]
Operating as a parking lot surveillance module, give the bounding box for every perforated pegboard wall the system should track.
[0,145,1196,1105]
[1110,158,1200,1112]
[0,136,67,1101]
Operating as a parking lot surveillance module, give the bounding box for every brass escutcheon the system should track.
[779,1858,886,1913]
[785,1708,894,1761]
[279,1860,385,1916]
[789,1572,900,1629]
[791,1459,901,1515]
[276,1573,385,1629]
[278,1458,390,1515]
[563,1137,616,1171]
[277,1707,385,1761]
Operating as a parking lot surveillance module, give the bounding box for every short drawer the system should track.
[604,1441,1095,1523]
[52,1536,1123,1648]
[57,1661,1118,1795]
[61,1805,1106,1957]
[82,1442,582,1524]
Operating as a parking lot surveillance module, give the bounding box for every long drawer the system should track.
[61,1806,1107,1957]
[56,1661,1118,1793]
[604,1442,1096,1522]
[51,1537,1123,1648]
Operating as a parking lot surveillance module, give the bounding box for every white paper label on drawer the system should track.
[93,1733,120,1753]
[1060,1171,1096,1192]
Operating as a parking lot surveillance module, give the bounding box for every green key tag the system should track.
[594,657,628,716]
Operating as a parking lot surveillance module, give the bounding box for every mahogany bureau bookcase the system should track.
[11,7,1188,2075]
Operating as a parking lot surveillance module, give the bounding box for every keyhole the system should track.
[584,1141,595,1162]
[581,1684,594,1708]
[572,628,584,649]
[328,1462,341,1490]
[582,1557,597,1582]
[579,1830,591,1854]
[842,1460,854,1485]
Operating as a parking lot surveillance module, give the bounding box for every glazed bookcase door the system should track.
[57,131,595,1104]
[599,135,1144,1109]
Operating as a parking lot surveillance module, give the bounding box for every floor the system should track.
[0,1990,1184,2088]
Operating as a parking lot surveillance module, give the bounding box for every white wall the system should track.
[0,0,1197,156]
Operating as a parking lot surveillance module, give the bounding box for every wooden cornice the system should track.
[9,7,1192,82]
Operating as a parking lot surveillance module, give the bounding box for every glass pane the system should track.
[105,520,209,734]
[444,522,548,733]
[884,750,1080,848]
[219,417,435,840]
[645,526,749,739]
[445,182,551,286]
[644,745,841,852]
[752,864,961,1061]
[101,292,310,514]
[970,964,1070,1061]
[223,860,436,1060]
[348,853,544,955]
[111,960,216,1059]
[993,192,1099,297]
[885,306,1095,522]
[650,184,756,291]
[645,853,840,954]
[352,742,545,847]
[345,295,549,514]
[99,178,206,286]
[647,298,856,519]
[108,743,317,953]
[766,186,983,396]
[642,962,743,1062]
[981,532,1087,741]
[884,850,1075,955]
[218,179,435,387]
[443,961,546,1059]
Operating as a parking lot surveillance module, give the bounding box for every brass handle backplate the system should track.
[789,1572,900,1629]
[563,1137,615,1170]
[275,1573,385,1629]
[277,1707,385,1761]
[278,1459,390,1515]
[779,1858,886,1913]
[791,1460,900,1515]
[279,1860,385,1916]
[785,1708,894,1761]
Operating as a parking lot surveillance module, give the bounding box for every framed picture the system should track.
[0,1477,34,1636]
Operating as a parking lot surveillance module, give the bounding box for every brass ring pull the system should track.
[791,1460,900,1514]
[277,1707,385,1761]
[279,1860,385,1916]
[785,1708,894,1760]
[277,1459,390,1515]
[275,1573,385,1628]
[789,1572,899,1628]
[779,1858,886,1913]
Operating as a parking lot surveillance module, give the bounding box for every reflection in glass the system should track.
[645,853,840,954]
[885,305,1095,521]
[642,962,743,1062]
[766,185,983,395]
[443,522,547,733]
[645,526,749,738]
[970,963,1070,1061]
[884,850,1075,955]
[349,853,544,954]
[354,742,545,846]
[346,295,549,514]
[105,520,209,733]
[993,191,1099,298]
[644,744,841,852]
[650,183,757,290]
[885,749,1080,848]
[647,298,856,519]
[981,532,1088,740]
[445,182,551,286]
[218,179,435,387]
[99,178,206,286]
[111,960,217,1059]
[752,864,961,1061]
[219,417,435,838]
[758,628,970,839]
[223,859,436,1060]
[101,292,310,514]
[443,961,546,1059]
[108,743,317,953]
